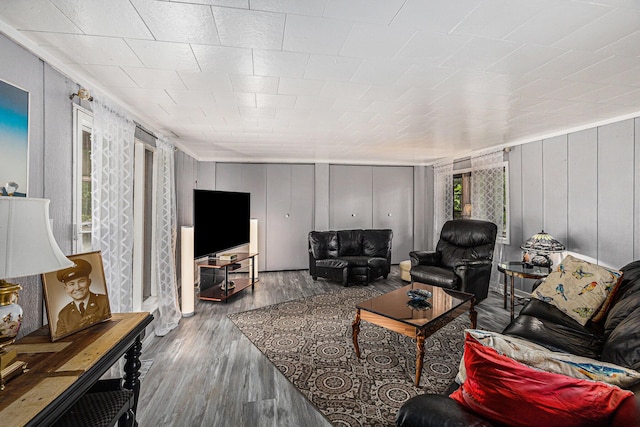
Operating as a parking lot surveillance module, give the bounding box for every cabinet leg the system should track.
[124,336,143,424]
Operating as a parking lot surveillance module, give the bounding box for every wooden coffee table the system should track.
[352,283,476,387]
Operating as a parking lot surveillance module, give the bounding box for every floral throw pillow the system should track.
[532,255,623,326]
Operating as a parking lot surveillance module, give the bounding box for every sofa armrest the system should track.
[410,251,441,267]
[396,394,494,427]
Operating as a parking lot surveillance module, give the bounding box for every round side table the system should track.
[497,262,551,321]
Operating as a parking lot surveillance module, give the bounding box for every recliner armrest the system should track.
[396,394,494,427]
[453,259,493,270]
[410,251,441,267]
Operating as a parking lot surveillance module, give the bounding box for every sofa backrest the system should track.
[362,229,393,258]
[308,231,338,260]
[601,260,640,370]
[337,229,363,256]
[436,219,497,268]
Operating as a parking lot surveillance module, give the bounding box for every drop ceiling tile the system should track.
[131,0,220,44]
[442,37,520,71]
[253,49,309,78]
[122,68,186,90]
[361,86,409,103]
[251,0,327,16]
[395,64,456,88]
[566,55,640,84]
[600,62,640,87]
[164,89,216,106]
[178,71,232,92]
[554,7,640,52]
[396,31,470,64]
[304,54,362,81]
[295,95,335,110]
[275,108,311,120]
[283,15,352,55]
[115,88,176,105]
[191,44,253,74]
[256,93,297,108]
[544,81,608,101]
[330,97,373,112]
[505,1,610,46]
[0,0,82,33]
[350,59,412,85]
[600,29,640,57]
[212,6,284,50]
[340,23,416,58]
[278,77,325,96]
[571,84,632,103]
[489,44,567,77]
[391,0,481,33]
[239,106,275,119]
[51,0,152,38]
[453,0,554,39]
[213,92,256,107]
[75,64,138,87]
[524,50,611,80]
[193,0,248,7]
[230,75,279,94]
[35,33,144,67]
[126,39,200,71]
[323,0,405,25]
[320,81,370,99]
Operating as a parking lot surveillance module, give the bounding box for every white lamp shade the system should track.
[0,197,73,279]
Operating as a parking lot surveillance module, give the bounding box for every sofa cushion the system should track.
[503,313,604,359]
[308,231,338,259]
[605,291,640,336]
[362,229,392,258]
[396,394,495,427]
[450,334,634,427]
[338,256,370,267]
[532,255,622,326]
[337,229,363,256]
[459,329,640,388]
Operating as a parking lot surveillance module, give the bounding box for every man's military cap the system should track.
[57,259,92,283]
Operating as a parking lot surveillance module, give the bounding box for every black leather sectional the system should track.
[308,229,392,286]
[396,260,640,426]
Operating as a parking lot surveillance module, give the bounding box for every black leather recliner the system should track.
[409,219,497,302]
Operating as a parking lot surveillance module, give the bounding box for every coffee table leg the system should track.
[469,298,477,329]
[510,276,515,321]
[352,309,361,358]
[503,272,508,309]
[415,329,426,387]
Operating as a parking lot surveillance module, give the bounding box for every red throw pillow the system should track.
[450,334,634,427]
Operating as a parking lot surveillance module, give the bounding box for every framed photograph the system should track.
[43,251,112,341]
[0,79,29,197]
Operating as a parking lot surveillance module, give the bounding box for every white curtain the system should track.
[470,150,504,238]
[91,100,135,314]
[471,149,505,288]
[433,162,453,248]
[153,136,181,336]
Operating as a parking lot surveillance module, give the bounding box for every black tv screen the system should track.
[193,190,251,259]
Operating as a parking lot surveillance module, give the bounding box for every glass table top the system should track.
[355,283,474,328]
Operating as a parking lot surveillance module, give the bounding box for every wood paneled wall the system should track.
[504,118,640,292]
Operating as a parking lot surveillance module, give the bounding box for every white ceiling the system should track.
[2,0,640,165]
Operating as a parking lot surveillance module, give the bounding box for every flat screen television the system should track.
[193,189,251,259]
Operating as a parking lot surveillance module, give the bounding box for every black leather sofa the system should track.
[396,260,640,426]
[308,229,392,285]
[410,219,497,302]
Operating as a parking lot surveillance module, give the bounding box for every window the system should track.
[452,163,510,244]
[72,106,93,254]
[133,140,157,311]
[73,108,158,311]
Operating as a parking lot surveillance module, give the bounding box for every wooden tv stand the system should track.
[0,312,153,426]
[197,252,258,302]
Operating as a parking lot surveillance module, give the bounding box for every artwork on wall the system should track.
[0,79,29,197]
[42,251,112,341]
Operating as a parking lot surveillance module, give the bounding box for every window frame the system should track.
[451,162,510,245]
[72,105,93,254]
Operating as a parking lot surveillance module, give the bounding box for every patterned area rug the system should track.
[228,287,468,426]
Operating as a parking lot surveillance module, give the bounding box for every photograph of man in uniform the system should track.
[44,252,111,340]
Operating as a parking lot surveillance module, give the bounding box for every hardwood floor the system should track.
[137,266,511,426]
